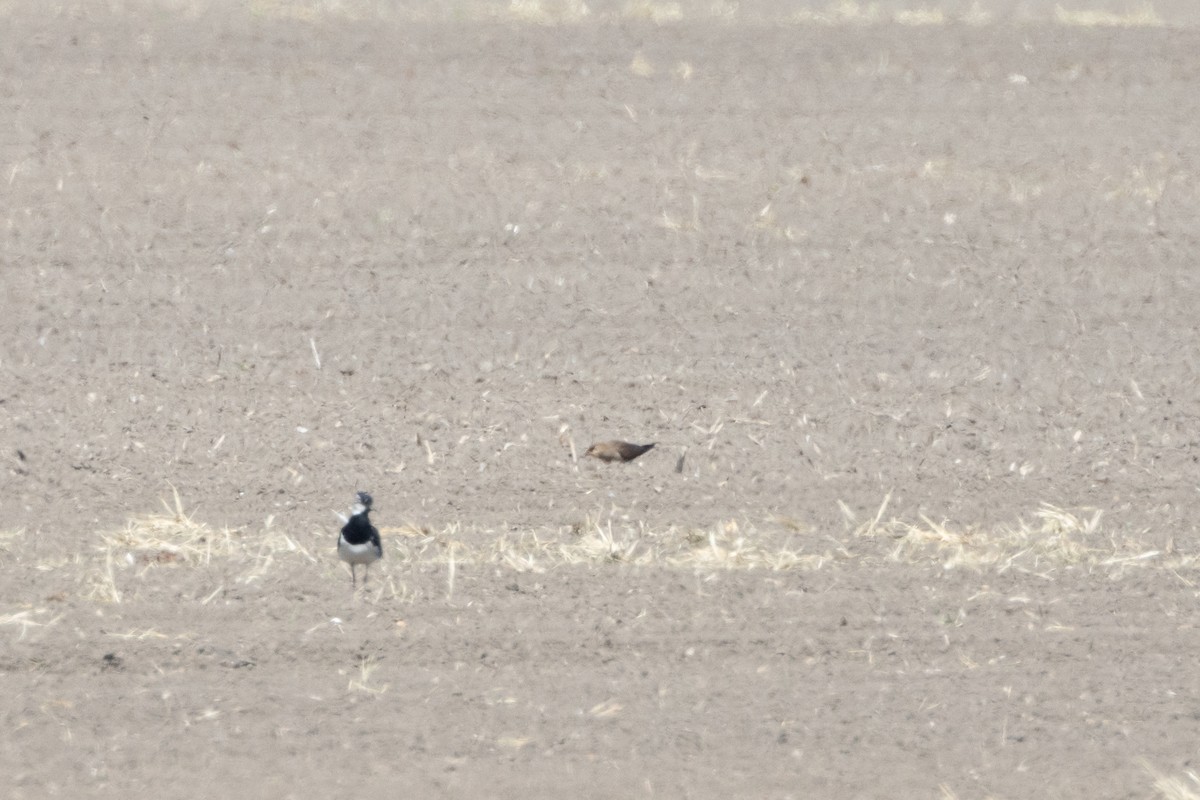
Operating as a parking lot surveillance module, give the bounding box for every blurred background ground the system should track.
[2,2,1199,797]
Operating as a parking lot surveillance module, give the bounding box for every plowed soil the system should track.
[3,4,1200,798]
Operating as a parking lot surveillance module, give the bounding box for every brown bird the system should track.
[585,440,656,463]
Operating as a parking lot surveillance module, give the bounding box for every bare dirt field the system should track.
[3,2,1200,797]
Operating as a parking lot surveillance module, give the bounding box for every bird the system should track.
[336,491,382,588]
[584,440,656,463]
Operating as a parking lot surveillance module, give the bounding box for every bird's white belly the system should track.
[338,539,380,565]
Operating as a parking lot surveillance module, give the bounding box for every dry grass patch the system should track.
[347,653,389,695]
[386,515,836,573]
[863,502,1194,577]
[791,1,885,25]
[878,503,1101,572]
[1142,760,1200,800]
[86,487,315,602]
[621,0,683,23]
[894,8,944,26]
[1054,3,1164,27]
[0,607,64,641]
[505,0,591,24]
[81,490,1200,603]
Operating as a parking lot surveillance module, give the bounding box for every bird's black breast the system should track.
[341,514,380,547]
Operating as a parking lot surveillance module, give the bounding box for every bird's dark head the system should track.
[355,491,374,512]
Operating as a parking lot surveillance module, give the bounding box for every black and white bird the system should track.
[336,491,382,588]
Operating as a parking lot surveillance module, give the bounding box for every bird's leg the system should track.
[351,564,358,588]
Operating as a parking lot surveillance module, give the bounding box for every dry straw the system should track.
[348,653,389,695]
[384,514,832,573]
[86,485,315,602]
[77,488,1199,603]
[0,608,64,641]
[1141,759,1200,800]
[862,501,1197,577]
